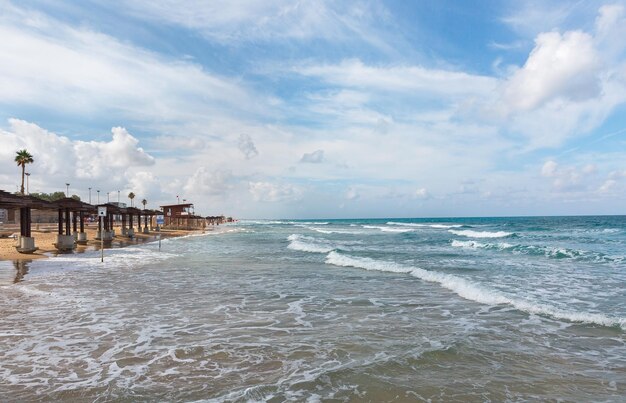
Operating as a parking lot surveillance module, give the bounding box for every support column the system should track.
[58,209,63,235]
[72,211,78,238]
[128,214,135,237]
[77,211,87,244]
[55,207,75,251]
[121,213,127,235]
[16,207,37,253]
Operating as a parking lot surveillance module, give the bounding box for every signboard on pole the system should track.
[98,206,107,217]
[156,215,165,225]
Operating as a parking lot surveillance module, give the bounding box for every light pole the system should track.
[177,195,180,204]
[66,183,70,197]
[117,190,120,204]
[25,173,30,195]
[89,187,92,204]
[97,190,100,204]
[107,192,110,203]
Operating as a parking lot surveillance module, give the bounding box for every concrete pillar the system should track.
[77,232,87,244]
[55,234,75,251]
[16,236,37,253]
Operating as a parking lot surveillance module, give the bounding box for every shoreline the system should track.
[0,224,213,262]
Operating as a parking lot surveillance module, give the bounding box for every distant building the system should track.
[160,203,194,218]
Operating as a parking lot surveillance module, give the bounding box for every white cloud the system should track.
[300,150,324,163]
[0,119,154,196]
[414,188,429,199]
[541,160,559,177]
[184,167,235,196]
[119,0,393,52]
[345,186,360,201]
[0,4,267,124]
[237,134,259,160]
[540,160,598,191]
[499,31,600,114]
[297,59,496,98]
[249,181,302,202]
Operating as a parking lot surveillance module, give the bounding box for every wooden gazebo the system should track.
[0,190,55,253]
[52,198,96,250]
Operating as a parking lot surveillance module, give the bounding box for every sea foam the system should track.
[449,229,512,238]
[325,251,626,329]
[387,222,463,229]
[287,234,334,253]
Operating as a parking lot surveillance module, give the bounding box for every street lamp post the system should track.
[25,173,30,195]
[89,187,92,204]
[107,192,110,203]
[97,190,100,204]
[117,190,120,203]
[66,183,70,197]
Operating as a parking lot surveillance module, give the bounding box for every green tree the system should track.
[14,149,34,195]
[128,192,135,207]
[29,191,69,201]
[141,198,147,209]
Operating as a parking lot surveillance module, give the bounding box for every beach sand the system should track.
[0,224,206,261]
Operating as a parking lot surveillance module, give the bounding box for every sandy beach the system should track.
[0,224,207,261]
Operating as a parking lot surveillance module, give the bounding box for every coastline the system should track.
[0,224,212,262]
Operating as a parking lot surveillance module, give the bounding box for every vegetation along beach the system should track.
[1,1,626,401]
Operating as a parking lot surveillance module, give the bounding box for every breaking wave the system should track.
[287,234,334,253]
[449,229,512,238]
[387,222,464,229]
[362,225,415,233]
[325,251,626,329]
[450,240,621,262]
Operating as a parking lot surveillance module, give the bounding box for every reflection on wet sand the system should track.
[0,259,30,285]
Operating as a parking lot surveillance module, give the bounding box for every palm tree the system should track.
[128,192,135,207]
[141,199,147,209]
[15,149,34,195]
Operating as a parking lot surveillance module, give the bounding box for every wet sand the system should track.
[0,224,207,261]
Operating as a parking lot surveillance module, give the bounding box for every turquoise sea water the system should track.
[1,216,625,401]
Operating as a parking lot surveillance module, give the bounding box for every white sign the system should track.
[156,215,165,225]
[98,206,107,217]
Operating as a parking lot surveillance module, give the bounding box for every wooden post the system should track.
[58,209,63,235]
[79,211,84,233]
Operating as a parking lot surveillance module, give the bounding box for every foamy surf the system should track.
[287,234,334,253]
[363,225,415,233]
[450,240,620,262]
[387,222,464,229]
[325,251,626,329]
[449,229,512,238]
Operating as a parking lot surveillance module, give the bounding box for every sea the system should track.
[0,216,625,401]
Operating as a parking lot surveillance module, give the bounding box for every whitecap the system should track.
[362,225,415,233]
[325,251,626,329]
[287,234,334,254]
[449,229,512,238]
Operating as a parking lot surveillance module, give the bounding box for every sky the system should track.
[1,0,626,219]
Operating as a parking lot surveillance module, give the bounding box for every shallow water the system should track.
[1,218,625,401]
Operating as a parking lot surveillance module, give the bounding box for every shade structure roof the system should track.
[142,209,160,215]
[97,203,127,214]
[53,197,96,212]
[125,206,143,215]
[0,190,56,210]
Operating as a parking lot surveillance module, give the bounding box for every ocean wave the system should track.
[450,240,621,262]
[287,234,334,253]
[449,229,512,238]
[387,222,464,229]
[306,227,367,235]
[362,225,415,233]
[325,251,626,329]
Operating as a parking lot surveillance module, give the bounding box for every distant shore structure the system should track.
[1,189,230,254]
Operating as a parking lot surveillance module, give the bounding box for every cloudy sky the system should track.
[1,0,626,218]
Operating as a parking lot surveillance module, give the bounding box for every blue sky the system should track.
[1,0,626,218]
